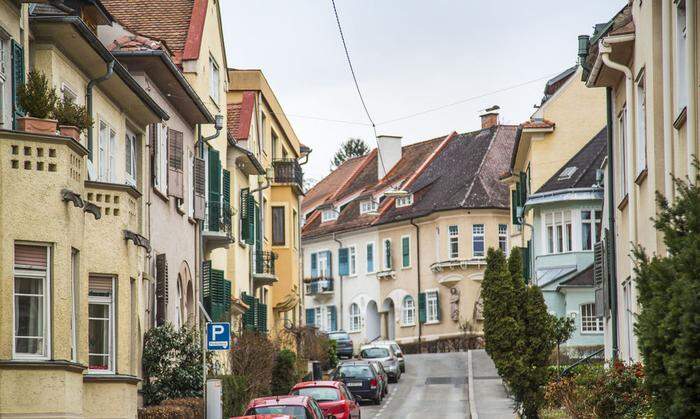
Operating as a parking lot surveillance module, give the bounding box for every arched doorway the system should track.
[381,298,395,340]
[365,300,380,343]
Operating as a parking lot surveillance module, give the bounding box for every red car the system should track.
[290,381,361,419]
[239,395,326,419]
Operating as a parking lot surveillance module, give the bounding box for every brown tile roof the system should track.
[101,0,197,63]
[522,119,555,129]
[302,155,367,214]
[227,92,255,142]
[560,264,594,287]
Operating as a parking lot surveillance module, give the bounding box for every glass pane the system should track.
[582,223,592,250]
[15,337,43,355]
[15,295,43,337]
[582,210,591,220]
[89,355,109,370]
[89,304,109,319]
[556,225,563,253]
[14,277,43,294]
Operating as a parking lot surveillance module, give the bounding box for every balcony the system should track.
[203,200,233,248]
[253,250,278,288]
[304,278,334,296]
[272,159,303,193]
[430,258,487,273]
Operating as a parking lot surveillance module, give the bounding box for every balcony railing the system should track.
[254,250,278,276]
[204,200,233,243]
[272,159,303,191]
[305,278,334,296]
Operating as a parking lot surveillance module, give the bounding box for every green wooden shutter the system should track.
[310,253,318,278]
[511,190,519,225]
[338,248,349,276]
[202,260,212,313]
[385,240,392,270]
[242,293,256,330]
[435,291,441,321]
[257,301,268,333]
[240,188,250,243]
[329,306,337,331]
[418,292,426,323]
[522,240,532,283]
[11,40,24,130]
[402,236,410,267]
[208,148,221,231]
[519,171,528,206]
[247,196,256,245]
[222,169,231,232]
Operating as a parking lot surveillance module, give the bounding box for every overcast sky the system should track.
[221,0,624,183]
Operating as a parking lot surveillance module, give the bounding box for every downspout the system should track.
[410,219,421,346]
[686,0,698,180]
[86,60,114,161]
[662,0,675,198]
[333,233,343,330]
[606,87,619,359]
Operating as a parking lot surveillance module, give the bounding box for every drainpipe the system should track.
[86,60,114,161]
[333,233,343,330]
[410,219,421,346]
[662,0,675,198]
[606,87,619,360]
[686,0,698,180]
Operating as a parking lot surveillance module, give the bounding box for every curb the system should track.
[468,350,478,419]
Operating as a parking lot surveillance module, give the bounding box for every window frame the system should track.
[580,302,604,334]
[498,223,508,255]
[618,107,628,198]
[395,194,414,208]
[401,235,411,268]
[271,205,286,246]
[383,238,392,270]
[314,307,322,330]
[472,224,485,258]
[359,199,378,215]
[675,0,688,114]
[125,128,137,186]
[349,303,361,332]
[402,295,415,326]
[580,209,602,251]
[12,244,51,360]
[366,242,375,273]
[635,70,647,176]
[209,55,220,103]
[154,123,168,195]
[544,210,573,254]
[448,225,459,259]
[426,290,439,323]
[321,209,338,223]
[87,276,115,374]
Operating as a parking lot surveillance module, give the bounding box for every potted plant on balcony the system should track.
[53,96,93,141]
[17,71,58,134]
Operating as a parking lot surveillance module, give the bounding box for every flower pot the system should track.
[59,125,81,141]
[18,116,58,135]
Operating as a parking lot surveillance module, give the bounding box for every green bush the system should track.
[142,324,211,406]
[633,168,700,418]
[221,375,249,417]
[272,349,299,395]
[53,96,92,132]
[18,71,57,119]
[324,339,339,370]
[137,405,191,419]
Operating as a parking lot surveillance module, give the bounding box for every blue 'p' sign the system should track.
[207,322,231,351]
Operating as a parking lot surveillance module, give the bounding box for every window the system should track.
[383,239,392,270]
[187,151,195,218]
[317,251,330,278]
[272,206,285,246]
[314,307,322,329]
[292,209,298,249]
[61,82,77,102]
[580,303,603,333]
[325,307,333,332]
[558,166,577,180]
[636,72,647,176]
[348,246,356,275]
[70,249,79,362]
[349,303,361,332]
[260,112,267,154]
[98,120,114,182]
[13,244,50,358]
[448,225,459,259]
[153,123,168,194]
[676,1,688,112]
[271,130,278,160]
[472,224,485,258]
[402,296,415,325]
[618,108,628,198]
[401,235,410,268]
[0,34,8,127]
[366,242,375,273]
[360,199,378,214]
[88,276,114,372]
[581,210,602,251]
[426,290,439,323]
[545,210,572,254]
[125,129,137,186]
[209,55,220,103]
[498,224,508,254]
[395,194,414,208]
[321,209,338,222]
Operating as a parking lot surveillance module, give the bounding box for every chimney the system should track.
[376,135,402,179]
[480,105,500,129]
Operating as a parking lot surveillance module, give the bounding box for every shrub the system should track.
[400,334,483,354]
[229,331,276,400]
[321,338,339,371]
[142,324,211,406]
[137,405,191,419]
[18,71,57,119]
[551,315,575,369]
[633,168,700,418]
[53,96,92,132]
[221,375,249,417]
[160,398,203,419]
[272,349,299,395]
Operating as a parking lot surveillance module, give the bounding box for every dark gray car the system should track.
[328,331,354,358]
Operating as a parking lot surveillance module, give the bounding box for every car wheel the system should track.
[373,396,381,405]
[400,366,406,373]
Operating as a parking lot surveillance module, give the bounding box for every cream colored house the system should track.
[0,1,168,417]
[302,113,517,346]
[581,0,698,362]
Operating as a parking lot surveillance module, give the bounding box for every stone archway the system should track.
[365,300,381,343]
[381,298,396,340]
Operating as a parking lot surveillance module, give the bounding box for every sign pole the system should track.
[199,301,212,418]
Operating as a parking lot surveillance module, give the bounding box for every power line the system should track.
[330,0,388,175]
[286,113,371,126]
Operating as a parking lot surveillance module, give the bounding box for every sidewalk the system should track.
[468,349,516,419]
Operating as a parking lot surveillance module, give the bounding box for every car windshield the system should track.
[361,347,389,358]
[247,405,308,419]
[337,365,374,379]
[328,332,350,341]
[292,387,340,402]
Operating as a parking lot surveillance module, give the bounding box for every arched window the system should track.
[402,295,416,325]
[349,303,361,332]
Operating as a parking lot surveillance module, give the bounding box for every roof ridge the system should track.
[460,127,499,207]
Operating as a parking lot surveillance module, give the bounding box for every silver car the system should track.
[359,344,402,382]
[373,340,406,373]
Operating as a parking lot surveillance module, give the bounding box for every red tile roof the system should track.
[227,92,256,142]
[101,0,205,63]
[302,155,367,214]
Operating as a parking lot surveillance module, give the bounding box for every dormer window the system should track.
[558,167,577,180]
[395,194,414,208]
[321,209,338,222]
[360,200,378,214]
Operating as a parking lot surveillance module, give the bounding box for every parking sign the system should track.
[206,322,231,351]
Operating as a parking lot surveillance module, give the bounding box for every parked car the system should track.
[290,381,361,419]
[331,361,383,405]
[327,331,354,359]
[241,395,326,419]
[373,340,406,373]
[367,361,389,397]
[359,345,401,382]
[233,416,292,419]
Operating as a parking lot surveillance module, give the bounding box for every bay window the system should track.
[13,244,50,358]
[581,210,602,251]
[88,275,114,373]
[472,224,485,258]
[545,210,572,254]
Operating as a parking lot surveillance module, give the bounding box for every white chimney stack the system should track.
[376,135,402,179]
[480,105,500,129]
